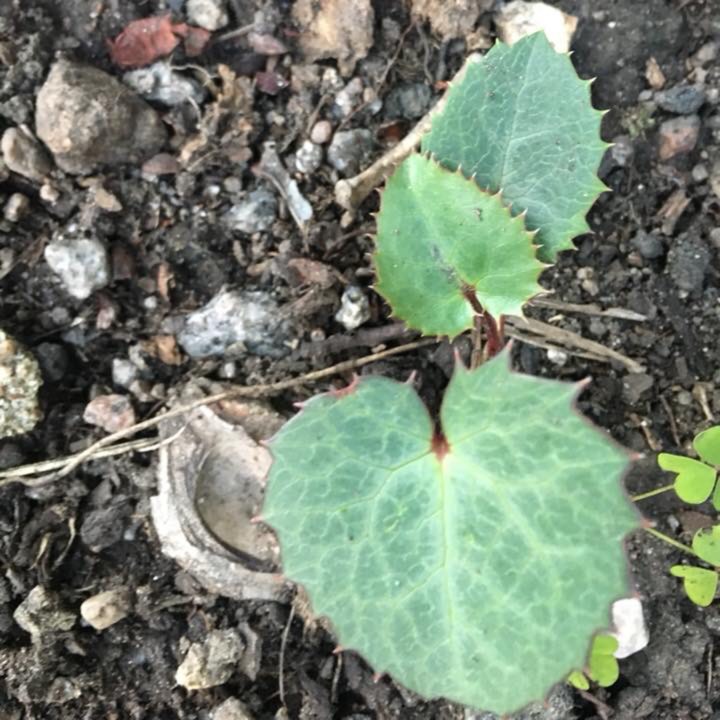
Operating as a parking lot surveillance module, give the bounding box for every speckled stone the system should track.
[0,329,42,439]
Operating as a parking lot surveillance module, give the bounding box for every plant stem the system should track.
[630,484,674,502]
[644,527,695,556]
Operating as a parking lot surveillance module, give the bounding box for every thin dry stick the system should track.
[54,339,437,480]
[279,602,296,708]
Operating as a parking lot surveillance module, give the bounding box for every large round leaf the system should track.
[374,153,543,337]
[264,352,638,714]
[422,32,608,262]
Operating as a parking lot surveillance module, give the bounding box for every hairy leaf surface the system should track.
[374,154,543,336]
[422,32,607,261]
[264,353,638,714]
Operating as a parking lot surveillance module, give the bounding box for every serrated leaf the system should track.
[422,32,607,262]
[694,426,720,466]
[670,565,718,607]
[374,153,543,336]
[264,351,638,714]
[658,453,716,504]
[692,525,720,566]
[567,670,589,690]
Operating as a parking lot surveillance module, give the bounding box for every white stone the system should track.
[334,285,370,331]
[610,597,649,659]
[495,1,578,54]
[186,0,229,31]
[44,236,110,300]
[80,588,132,630]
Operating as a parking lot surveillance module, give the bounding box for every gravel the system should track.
[327,129,374,176]
[44,235,110,300]
[656,84,705,114]
[223,188,277,234]
[178,288,290,358]
[0,330,43,439]
[35,59,167,174]
[1,126,53,182]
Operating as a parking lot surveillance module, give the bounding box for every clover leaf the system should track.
[264,351,639,714]
[658,453,716,504]
[694,426,720,466]
[692,525,720,566]
[670,565,718,607]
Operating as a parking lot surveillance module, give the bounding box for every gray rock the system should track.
[0,330,43,439]
[44,236,110,300]
[13,586,75,640]
[658,115,700,161]
[295,139,323,174]
[223,188,277,234]
[656,84,705,115]
[80,588,133,630]
[35,342,68,382]
[124,62,206,107]
[327,129,373,176]
[334,285,370,331]
[112,358,139,388]
[212,698,255,720]
[186,0,229,30]
[178,288,290,358]
[35,59,167,174]
[622,372,655,404]
[632,231,665,260]
[1,127,53,182]
[310,119,333,144]
[175,629,244,690]
[667,235,710,294]
[385,82,433,120]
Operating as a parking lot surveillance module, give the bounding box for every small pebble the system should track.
[327,129,373,176]
[186,0,229,31]
[0,329,43,439]
[384,82,432,120]
[13,586,75,640]
[1,126,53,182]
[335,285,370,331]
[178,288,290,358]
[83,393,136,433]
[622,373,654,404]
[44,236,110,300]
[80,588,132,630]
[3,192,29,222]
[223,188,277,234]
[546,347,568,366]
[295,139,323,174]
[667,235,710,294]
[124,62,206,107]
[310,120,332,144]
[212,698,255,720]
[691,163,709,183]
[658,115,700,160]
[656,84,705,115]
[632,231,664,260]
[176,629,245,690]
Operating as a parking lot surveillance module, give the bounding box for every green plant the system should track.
[567,634,620,690]
[264,32,638,715]
[639,425,720,607]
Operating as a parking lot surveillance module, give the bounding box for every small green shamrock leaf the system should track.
[658,453,716,504]
[374,153,543,337]
[694,426,720,466]
[587,634,620,687]
[264,351,639,714]
[670,565,718,607]
[422,32,607,262]
[567,670,589,691]
[712,483,720,513]
[692,525,720,566]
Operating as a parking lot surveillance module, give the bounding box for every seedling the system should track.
[264,32,638,715]
[568,634,620,690]
[641,425,720,607]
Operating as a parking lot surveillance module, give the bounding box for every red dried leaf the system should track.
[107,15,180,68]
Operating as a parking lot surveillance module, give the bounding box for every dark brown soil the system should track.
[2,0,720,718]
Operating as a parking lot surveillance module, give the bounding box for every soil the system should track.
[1,0,720,718]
